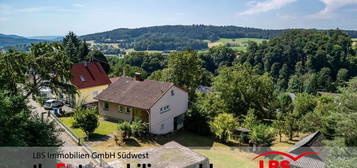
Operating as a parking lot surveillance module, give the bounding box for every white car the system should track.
[43,99,64,110]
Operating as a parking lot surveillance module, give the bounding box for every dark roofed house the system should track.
[95,75,188,135]
[284,131,326,168]
[70,62,111,104]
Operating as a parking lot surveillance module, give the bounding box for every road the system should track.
[27,99,100,167]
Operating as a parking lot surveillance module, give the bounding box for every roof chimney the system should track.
[135,72,142,81]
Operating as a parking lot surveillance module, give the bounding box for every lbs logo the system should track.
[252,151,319,168]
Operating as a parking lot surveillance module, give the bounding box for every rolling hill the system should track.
[81,25,357,51]
[0,34,42,47]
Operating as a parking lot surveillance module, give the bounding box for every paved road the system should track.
[27,99,99,167]
[28,99,77,146]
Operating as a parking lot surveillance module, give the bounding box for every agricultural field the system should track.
[208,38,267,51]
[352,38,357,49]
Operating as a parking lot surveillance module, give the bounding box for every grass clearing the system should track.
[195,148,259,168]
[208,38,267,51]
[59,116,118,141]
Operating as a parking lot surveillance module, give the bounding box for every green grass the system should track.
[209,38,267,51]
[59,116,118,141]
[218,38,266,44]
[195,149,258,168]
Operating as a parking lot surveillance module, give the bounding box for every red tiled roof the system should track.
[95,77,175,110]
[70,62,111,89]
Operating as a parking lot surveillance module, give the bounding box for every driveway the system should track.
[27,99,100,167]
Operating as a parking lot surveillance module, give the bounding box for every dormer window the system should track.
[80,75,86,82]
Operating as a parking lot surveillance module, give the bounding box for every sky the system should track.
[1,0,357,36]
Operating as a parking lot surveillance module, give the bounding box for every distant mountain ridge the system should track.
[2,25,357,51]
[80,25,357,51]
[0,34,63,48]
[28,36,63,41]
[0,34,43,47]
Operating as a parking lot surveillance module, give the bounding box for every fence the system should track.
[48,112,112,168]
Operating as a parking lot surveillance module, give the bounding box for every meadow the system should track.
[208,38,267,51]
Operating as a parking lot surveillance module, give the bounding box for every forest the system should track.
[106,29,357,154]
[81,25,357,51]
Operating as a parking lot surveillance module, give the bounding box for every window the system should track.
[103,103,109,111]
[160,105,170,114]
[171,90,175,96]
[125,107,131,114]
[118,105,122,113]
[160,124,165,130]
[79,75,86,82]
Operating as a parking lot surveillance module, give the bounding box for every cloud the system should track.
[319,0,357,14]
[239,0,297,15]
[73,3,84,8]
[308,0,357,18]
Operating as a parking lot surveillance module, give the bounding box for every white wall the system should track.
[150,86,188,134]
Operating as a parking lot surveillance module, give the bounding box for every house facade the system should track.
[70,62,111,105]
[95,76,188,135]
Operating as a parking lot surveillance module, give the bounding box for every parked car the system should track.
[44,99,64,110]
[52,107,64,117]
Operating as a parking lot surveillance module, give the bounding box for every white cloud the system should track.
[319,0,357,14]
[308,0,357,18]
[239,0,297,15]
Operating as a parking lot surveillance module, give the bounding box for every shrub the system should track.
[73,108,99,139]
[118,121,132,139]
[209,113,238,143]
[118,120,148,139]
[131,120,148,137]
[249,124,276,147]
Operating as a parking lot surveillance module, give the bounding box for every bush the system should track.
[118,120,148,139]
[249,124,276,147]
[118,121,132,139]
[209,113,238,143]
[131,120,148,137]
[73,108,99,139]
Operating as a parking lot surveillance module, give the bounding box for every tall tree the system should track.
[88,50,110,74]
[335,77,357,146]
[166,49,205,95]
[63,32,81,63]
[213,63,275,118]
[0,91,62,146]
[0,42,76,99]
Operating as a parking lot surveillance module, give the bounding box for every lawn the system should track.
[195,148,259,168]
[91,130,263,167]
[217,38,266,44]
[59,116,118,141]
[208,38,267,51]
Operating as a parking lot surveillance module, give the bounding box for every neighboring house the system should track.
[284,131,326,168]
[70,62,111,105]
[95,74,188,135]
[109,141,209,168]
